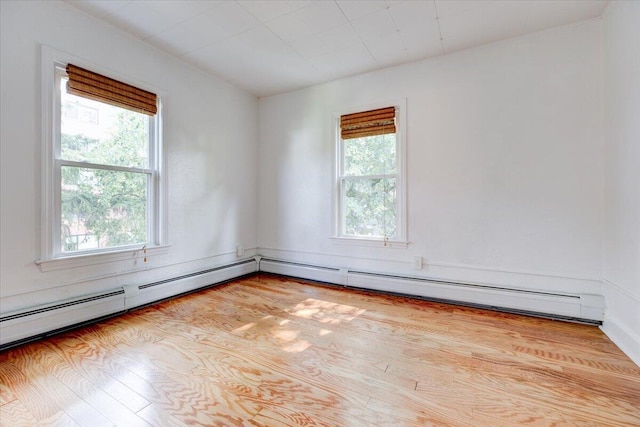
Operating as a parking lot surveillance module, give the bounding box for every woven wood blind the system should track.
[66,64,157,116]
[340,106,396,139]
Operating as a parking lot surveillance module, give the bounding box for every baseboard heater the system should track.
[258,258,604,325]
[1,256,603,350]
[0,258,257,350]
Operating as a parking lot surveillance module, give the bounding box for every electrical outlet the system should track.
[236,245,245,257]
[414,256,423,270]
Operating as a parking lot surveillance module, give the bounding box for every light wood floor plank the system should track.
[6,346,114,427]
[28,341,151,427]
[44,331,150,412]
[135,403,189,427]
[1,273,639,426]
[0,358,67,422]
[0,398,41,426]
[40,336,152,413]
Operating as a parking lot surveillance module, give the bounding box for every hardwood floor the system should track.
[1,273,639,426]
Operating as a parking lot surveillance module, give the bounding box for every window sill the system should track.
[35,244,171,272]
[330,236,409,249]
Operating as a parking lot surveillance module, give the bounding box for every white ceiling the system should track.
[66,0,609,97]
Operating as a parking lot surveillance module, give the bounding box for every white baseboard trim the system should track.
[601,316,640,367]
[0,290,126,347]
[259,257,603,323]
[259,258,345,286]
[125,259,257,309]
[2,253,619,357]
[0,259,257,349]
[257,247,602,295]
[600,280,640,367]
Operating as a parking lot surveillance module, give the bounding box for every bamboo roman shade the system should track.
[340,106,396,139]
[66,64,157,116]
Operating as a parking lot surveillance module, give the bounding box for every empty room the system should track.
[1,0,638,425]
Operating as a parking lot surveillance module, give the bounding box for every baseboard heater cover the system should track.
[259,258,603,325]
[259,258,344,285]
[0,289,126,348]
[138,259,257,290]
[124,259,257,309]
[0,258,258,350]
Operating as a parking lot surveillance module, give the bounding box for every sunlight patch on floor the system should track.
[286,298,366,325]
[229,299,365,354]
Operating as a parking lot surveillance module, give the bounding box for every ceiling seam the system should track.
[236,0,327,78]
[334,0,381,67]
[433,0,446,55]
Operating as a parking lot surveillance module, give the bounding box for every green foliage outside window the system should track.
[342,133,397,239]
[60,110,149,252]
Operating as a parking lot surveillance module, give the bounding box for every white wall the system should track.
[602,1,640,365]
[0,1,258,314]
[258,20,604,297]
[3,0,636,364]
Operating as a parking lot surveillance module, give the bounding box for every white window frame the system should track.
[332,99,408,248]
[37,47,168,271]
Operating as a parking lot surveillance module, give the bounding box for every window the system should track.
[335,104,406,246]
[39,53,166,268]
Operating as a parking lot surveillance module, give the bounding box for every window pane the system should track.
[344,178,396,238]
[60,77,149,169]
[61,166,148,252]
[343,133,396,176]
